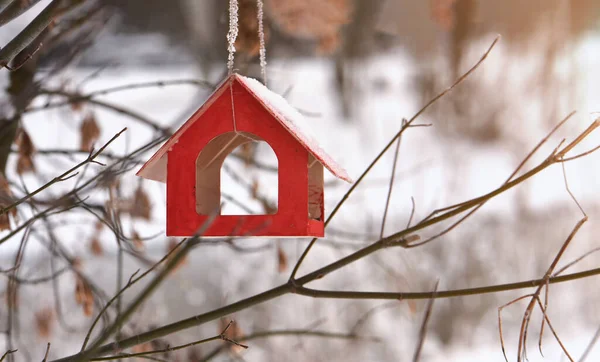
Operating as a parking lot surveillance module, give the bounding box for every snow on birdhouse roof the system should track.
[235,75,352,183]
[137,73,352,183]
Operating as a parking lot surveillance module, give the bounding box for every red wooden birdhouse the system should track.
[136,73,352,237]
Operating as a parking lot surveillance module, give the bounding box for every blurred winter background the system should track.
[1,0,600,361]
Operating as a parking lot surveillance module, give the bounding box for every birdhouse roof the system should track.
[137,73,352,183]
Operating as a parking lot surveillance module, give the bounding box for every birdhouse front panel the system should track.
[136,74,352,238]
[166,78,321,237]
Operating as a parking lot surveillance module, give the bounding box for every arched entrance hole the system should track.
[195,131,278,216]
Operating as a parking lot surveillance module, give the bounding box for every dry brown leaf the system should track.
[15,128,35,175]
[266,0,352,53]
[35,307,54,339]
[75,275,94,317]
[131,229,144,251]
[89,237,103,256]
[130,184,152,220]
[80,112,101,152]
[277,244,287,273]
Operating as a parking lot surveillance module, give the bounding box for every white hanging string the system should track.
[256,0,267,85]
[227,0,239,74]
[227,0,269,131]
[227,0,239,131]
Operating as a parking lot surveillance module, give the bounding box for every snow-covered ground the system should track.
[1,31,600,361]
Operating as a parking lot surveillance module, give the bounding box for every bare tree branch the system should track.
[0,350,17,362]
[0,0,43,27]
[50,227,600,361]
[0,0,62,68]
[412,281,439,362]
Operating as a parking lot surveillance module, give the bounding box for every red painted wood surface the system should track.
[166,77,324,237]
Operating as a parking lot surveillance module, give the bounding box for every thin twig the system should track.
[397,117,596,248]
[380,118,406,239]
[6,266,69,284]
[0,350,17,362]
[499,218,586,362]
[413,281,439,362]
[38,88,169,134]
[561,161,586,217]
[350,301,400,335]
[579,323,600,362]
[10,147,142,163]
[26,79,214,113]
[90,321,246,361]
[553,246,600,277]
[498,294,534,362]
[42,343,51,362]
